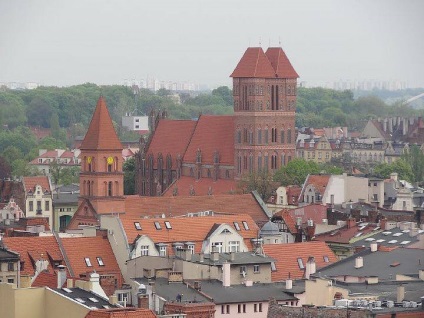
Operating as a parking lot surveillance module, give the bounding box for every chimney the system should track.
[397,285,405,302]
[211,251,219,262]
[330,194,334,207]
[370,242,378,252]
[347,218,356,229]
[67,278,74,288]
[419,269,424,281]
[222,262,231,287]
[390,173,398,182]
[230,252,235,262]
[380,217,388,230]
[409,228,419,237]
[199,253,204,263]
[383,118,387,132]
[285,279,293,290]
[355,257,363,269]
[184,249,192,261]
[109,295,118,305]
[57,265,67,288]
[305,256,316,279]
[88,272,107,299]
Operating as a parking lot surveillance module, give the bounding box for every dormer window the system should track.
[233,222,240,231]
[96,257,104,266]
[154,222,162,230]
[164,221,172,229]
[242,221,249,230]
[297,258,304,269]
[134,222,142,230]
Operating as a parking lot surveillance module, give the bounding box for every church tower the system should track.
[230,47,298,177]
[78,96,125,214]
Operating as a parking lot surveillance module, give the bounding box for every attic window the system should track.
[323,256,329,263]
[154,222,162,230]
[242,221,250,230]
[75,298,85,303]
[234,222,241,231]
[297,258,305,269]
[134,222,142,230]
[164,221,172,229]
[84,257,92,267]
[221,229,231,234]
[62,288,73,293]
[96,257,104,266]
[89,297,99,303]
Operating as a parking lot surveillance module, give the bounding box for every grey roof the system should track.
[135,278,210,303]
[344,280,424,303]
[352,227,422,248]
[317,248,424,280]
[55,184,80,193]
[0,247,20,261]
[53,192,79,205]
[189,252,275,266]
[54,287,118,309]
[184,279,297,304]
[260,221,280,236]
[279,280,305,295]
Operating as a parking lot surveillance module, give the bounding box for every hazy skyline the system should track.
[1,0,423,88]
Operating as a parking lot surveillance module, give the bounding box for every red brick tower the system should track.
[230,47,298,177]
[78,97,125,214]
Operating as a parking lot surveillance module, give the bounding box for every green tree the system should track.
[11,159,34,178]
[156,88,171,97]
[274,158,321,186]
[1,146,23,166]
[373,159,414,182]
[0,156,12,179]
[237,170,275,200]
[123,157,136,195]
[212,86,233,106]
[402,145,424,183]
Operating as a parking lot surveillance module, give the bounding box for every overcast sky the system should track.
[1,0,423,88]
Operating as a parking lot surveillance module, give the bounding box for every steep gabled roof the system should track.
[299,174,331,202]
[263,241,338,281]
[183,115,234,165]
[80,97,123,150]
[265,47,299,78]
[147,119,197,168]
[22,176,51,192]
[85,308,157,318]
[124,193,269,224]
[61,236,122,278]
[230,47,276,78]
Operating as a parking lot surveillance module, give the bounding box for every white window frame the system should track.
[140,245,149,256]
[212,242,223,253]
[84,257,92,267]
[159,245,167,257]
[228,241,240,253]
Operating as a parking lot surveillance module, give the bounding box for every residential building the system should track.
[22,176,53,229]
[135,46,298,196]
[29,149,81,176]
[52,184,79,232]
[0,246,20,286]
[121,114,149,134]
[296,135,343,163]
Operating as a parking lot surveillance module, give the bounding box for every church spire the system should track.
[80,96,122,150]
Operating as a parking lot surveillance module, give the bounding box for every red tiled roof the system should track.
[18,217,51,231]
[265,47,299,79]
[124,193,268,224]
[230,47,276,78]
[301,175,331,199]
[162,176,239,197]
[147,119,197,168]
[183,115,234,165]
[22,176,51,192]
[61,236,122,279]
[2,236,62,276]
[32,271,58,288]
[314,224,375,244]
[263,241,338,281]
[80,97,123,150]
[121,214,258,246]
[274,209,298,234]
[85,308,157,318]
[278,204,327,226]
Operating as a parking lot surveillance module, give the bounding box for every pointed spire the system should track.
[230,47,276,78]
[80,96,123,150]
[265,47,299,79]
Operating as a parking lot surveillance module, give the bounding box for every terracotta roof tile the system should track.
[183,115,234,165]
[230,47,276,78]
[2,236,62,276]
[85,308,157,318]
[314,224,375,244]
[22,176,51,192]
[263,241,338,281]
[61,236,122,279]
[300,175,331,201]
[274,209,298,234]
[275,204,327,227]
[32,271,58,289]
[80,97,123,150]
[121,214,258,248]
[124,193,268,224]
[162,176,239,197]
[147,119,197,168]
[265,47,299,79]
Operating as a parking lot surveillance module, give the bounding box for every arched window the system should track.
[287,129,292,144]
[258,153,262,171]
[271,153,278,170]
[281,130,285,144]
[108,181,113,196]
[257,129,262,144]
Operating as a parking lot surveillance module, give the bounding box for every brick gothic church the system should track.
[135,46,298,197]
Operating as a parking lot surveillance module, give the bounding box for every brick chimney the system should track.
[347,217,356,229]
[57,265,67,288]
[222,262,231,287]
[380,217,387,230]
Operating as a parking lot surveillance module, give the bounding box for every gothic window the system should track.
[287,129,292,144]
[281,153,286,166]
[264,154,269,172]
[260,101,263,110]
[287,85,292,95]
[266,101,270,110]
[271,85,274,110]
[207,169,211,178]
[281,130,285,144]
[190,167,194,177]
[260,86,263,95]
[237,130,241,144]
[108,181,113,196]
[237,155,242,175]
[249,153,253,173]
[243,128,248,143]
[258,153,262,171]
[258,129,262,144]
[264,129,269,144]
[249,130,253,145]
[225,170,230,179]
[271,128,277,143]
[271,154,277,170]
[243,154,248,170]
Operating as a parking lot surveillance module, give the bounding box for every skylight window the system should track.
[154,221,162,230]
[297,258,305,269]
[103,305,110,309]
[354,232,363,238]
[234,222,241,231]
[75,298,85,303]
[365,238,375,242]
[242,221,249,230]
[62,288,73,293]
[382,231,392,236]
[376,239,386,243]
[84,257,92,267]
[89,297,99,303]
[388,240,397,244]
[393,233,403,237]
[323,255,329,263]
[134,222,142,230]
[400,241,411,245]
[96,257,104,266]
[164,221,172,229]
